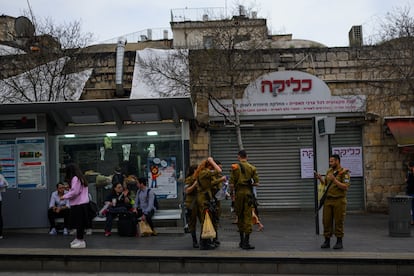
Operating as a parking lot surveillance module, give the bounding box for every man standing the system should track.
[229,149,259,250]
[315,154,350,249]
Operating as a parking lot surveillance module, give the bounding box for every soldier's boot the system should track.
[199,238,215,250]
[191,231,199,248]
[321,238,330,249]
[199,239,207,250]
[213,233,220,247]
[239,232,244,248]
[242,233,255,250]
[333,237,343,249]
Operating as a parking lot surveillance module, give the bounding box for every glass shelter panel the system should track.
[57,129,183,209]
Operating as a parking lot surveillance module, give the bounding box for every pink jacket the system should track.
[62,176,89,206]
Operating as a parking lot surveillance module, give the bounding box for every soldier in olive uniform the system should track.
[194,157,223,250]
[315,154,350,249]
[184,164,200,248]
[229,150,259,250]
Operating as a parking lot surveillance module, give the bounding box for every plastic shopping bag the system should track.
[138,220,153,237]
[201,211,216,239]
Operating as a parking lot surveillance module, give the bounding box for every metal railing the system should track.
[100,28,173,44]
[170,7,227,22]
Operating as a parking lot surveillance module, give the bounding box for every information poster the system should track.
[301,146,363,178]
[300,148,314,179]
[16,137,47,189]
[0,140,17,188]
[147,156,177,198]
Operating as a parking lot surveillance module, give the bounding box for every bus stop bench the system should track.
[55,209,182,224]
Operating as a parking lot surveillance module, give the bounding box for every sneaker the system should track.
[99,209,108,217]
[70,239,79,246]
[70,229,76,235]
[104,231,111,237]
[70,240,86,249]
[0,236,3,239]
[63,228,69,236]
[49,228,57,235]
[86,228,92,235]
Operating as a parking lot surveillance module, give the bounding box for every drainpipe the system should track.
[115,38,126,97]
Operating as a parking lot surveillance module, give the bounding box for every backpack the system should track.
[149,189,160,209]
[139,188,160,210]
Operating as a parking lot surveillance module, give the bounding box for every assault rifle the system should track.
[317,170,339,211]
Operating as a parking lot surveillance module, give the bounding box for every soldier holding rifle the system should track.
[315,154,350,250]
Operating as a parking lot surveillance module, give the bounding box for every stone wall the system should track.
[0,15,16,42]
[78,51,136,99]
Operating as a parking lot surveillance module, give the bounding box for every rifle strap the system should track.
[239,163,246,175]
[323,170,338,193]
[320,170,340,200]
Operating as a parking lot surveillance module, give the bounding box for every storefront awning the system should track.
[384,117,414,147]
[0,97,195,131]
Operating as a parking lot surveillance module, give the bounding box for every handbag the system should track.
[201,211,216,239]
[138,220,153,237]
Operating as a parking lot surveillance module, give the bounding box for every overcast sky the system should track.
[1,0,412,47]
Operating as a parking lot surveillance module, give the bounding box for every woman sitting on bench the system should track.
[103,183,132,237]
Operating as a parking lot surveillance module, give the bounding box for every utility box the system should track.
[317,117,336,136]
[388,196,412,237]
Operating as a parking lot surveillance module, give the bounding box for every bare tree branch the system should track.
[0,3,94,103]
[359,4,414,115]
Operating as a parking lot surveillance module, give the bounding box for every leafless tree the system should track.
[137,5,268,150]
[135,49,190,97]
[0,2,94,103]
[361,5,414,115]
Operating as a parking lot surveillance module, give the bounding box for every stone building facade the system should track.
[188,46,410,212]
[0,15,16,41]
[1,14,411,212]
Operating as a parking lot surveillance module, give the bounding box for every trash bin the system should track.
[388,195,412,237]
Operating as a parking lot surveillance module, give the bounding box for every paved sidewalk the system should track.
[0,211,413,254]
[0,211,413,275]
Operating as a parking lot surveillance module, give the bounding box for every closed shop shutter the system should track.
[330,125,364,210]
[210,119,364,211]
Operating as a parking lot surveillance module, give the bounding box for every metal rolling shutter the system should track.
[210,120,364,211]
[211,121,314,210]
[330,125,364,210]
